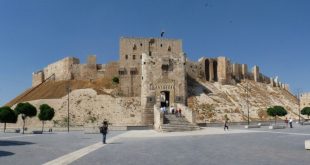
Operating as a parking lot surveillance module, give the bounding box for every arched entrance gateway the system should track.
[205,59,210,81]
[160,91,170,107]
[213,60,218,81]
[153,79,175,108]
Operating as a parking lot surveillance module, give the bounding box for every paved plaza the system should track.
[0,125,310,165]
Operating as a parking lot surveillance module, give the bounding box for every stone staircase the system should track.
[161,114,200,132]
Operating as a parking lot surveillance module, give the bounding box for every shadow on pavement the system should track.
[0,140,35,146]
[107,142,122,145]
[0,151,14,157]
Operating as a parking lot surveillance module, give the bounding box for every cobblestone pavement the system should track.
[1,125,310,165]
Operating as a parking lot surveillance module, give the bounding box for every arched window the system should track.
[125,54,128,60]
[133,44,137,51]
[205,59,210,81]
[213,61,218,81]
[168,46,171,52]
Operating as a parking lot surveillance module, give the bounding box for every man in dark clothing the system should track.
[224,120,229,131]
[100,120,109,144]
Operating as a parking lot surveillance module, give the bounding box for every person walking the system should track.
[170,106,174,114]
[284,117,288,127]
[224,119,229,131]
[179,108,182,117]
[99,120,109,144]
[289,118,293,128]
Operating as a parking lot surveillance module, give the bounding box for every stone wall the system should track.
[300,93,310,109]
[44,57,79,81]
[217,57,231,84]
[32,57,79,87]
[10,89,143,128]
[32,37,286,91]
[186,55,287,89]
[97,62,119,79]
[119,37,182,97]
[32,56,119,87]
[186,59,200,79]
[252,65,260,82]
[32,70,44,87]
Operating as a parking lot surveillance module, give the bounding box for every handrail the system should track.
[8,73,55,106]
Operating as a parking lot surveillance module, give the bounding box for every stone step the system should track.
[162,124,199,128]
[161,127,200,131]
[163,123,197,126]
[161,114,200,132]
[161,127,200,132]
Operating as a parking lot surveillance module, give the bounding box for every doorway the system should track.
[160,91,170,107]
[213,61,218,81]
[205,59,210,81]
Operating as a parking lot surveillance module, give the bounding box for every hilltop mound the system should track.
[187,78,299,123]
[4,76,300,129]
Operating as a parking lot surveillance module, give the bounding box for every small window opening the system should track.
[133,55,136,60]
[168,46,171,52]
[125,55,128,60]
[133,44,137,50]
[160,44,163,47]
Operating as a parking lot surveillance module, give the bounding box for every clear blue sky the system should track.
[0,0,309,106]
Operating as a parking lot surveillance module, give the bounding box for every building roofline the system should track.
[120,36,182,42]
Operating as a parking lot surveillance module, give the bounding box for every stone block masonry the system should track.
[32,55,119,87]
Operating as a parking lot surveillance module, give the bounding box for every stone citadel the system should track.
[30,37,293,128]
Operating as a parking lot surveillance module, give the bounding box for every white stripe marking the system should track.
[259,131,310,136]
[43,134,124,165]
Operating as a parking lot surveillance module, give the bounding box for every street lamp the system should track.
[244,79,251,125]
[245,82,250,125]
[67,85,71,132]
[297,89,302,124]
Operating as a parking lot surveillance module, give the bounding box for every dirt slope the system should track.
[6,77,115,107]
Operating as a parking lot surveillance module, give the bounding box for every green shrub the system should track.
[0,106,17,132]
[267,106,287,124]
[301,107,310,119]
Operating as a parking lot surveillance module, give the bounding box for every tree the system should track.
[0,106,17,132]
[38,104,55,132]
[267,106,287,124]
[14,102,37,134]
[301,107,310,119]
[112,77,119,84]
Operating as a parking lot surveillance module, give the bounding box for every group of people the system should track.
[161,106,182,117]
[285,117,294,128]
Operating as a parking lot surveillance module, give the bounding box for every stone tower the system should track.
[119,37,186,125]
